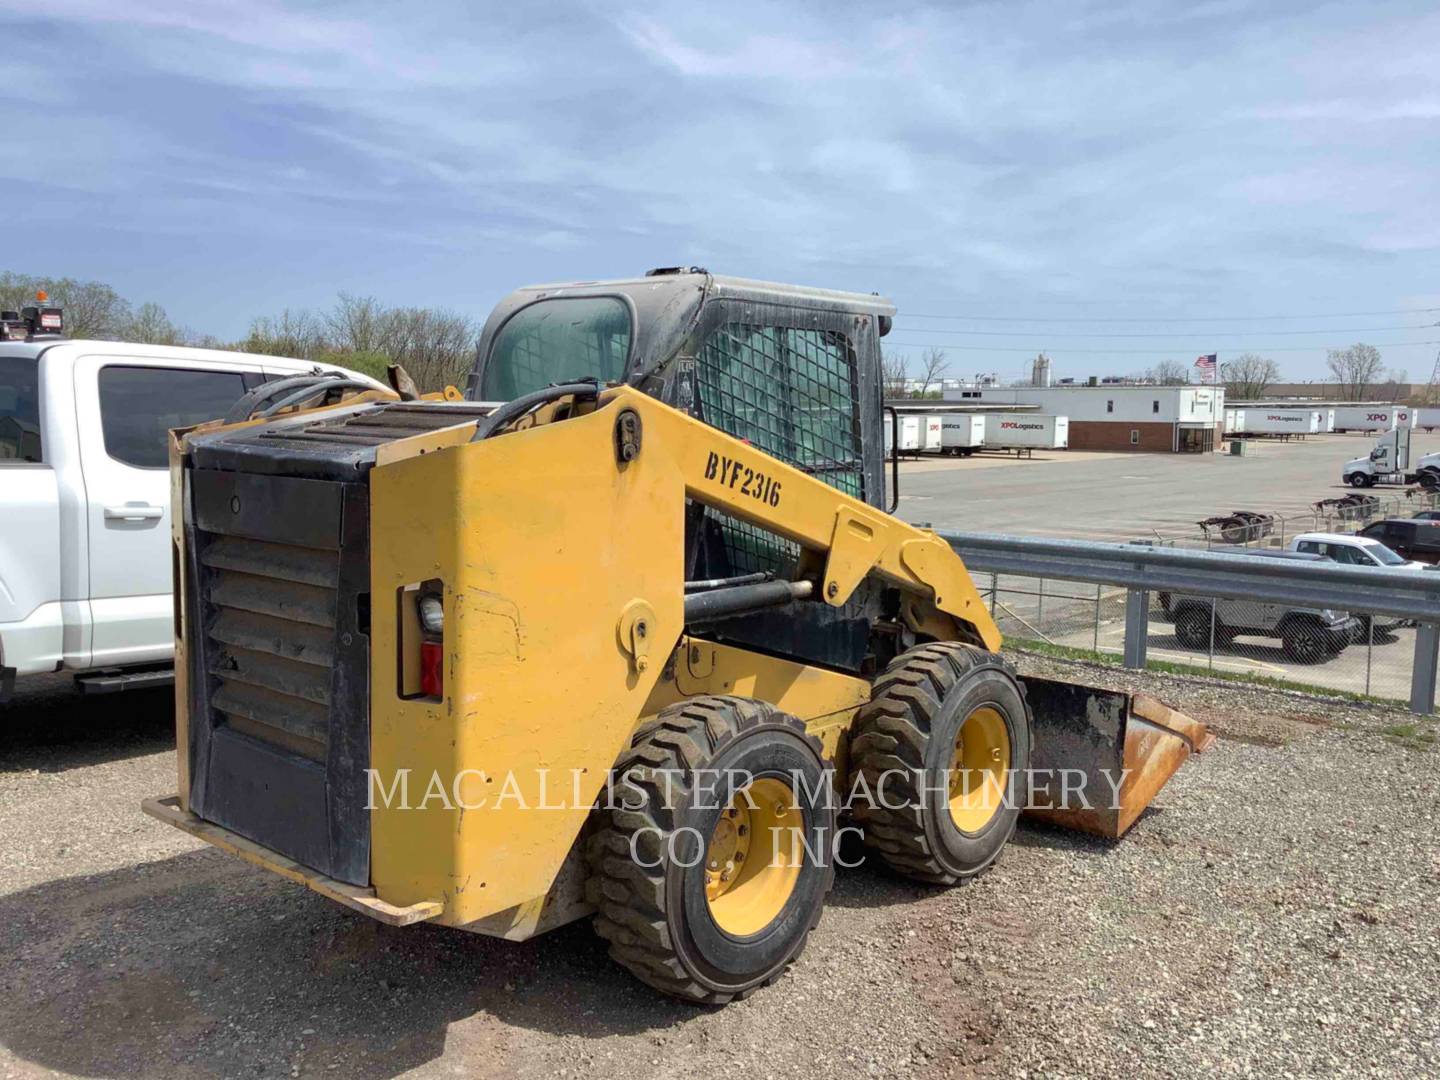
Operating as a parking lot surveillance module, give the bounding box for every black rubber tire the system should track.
[848,643,1032,885]
[1419,470,1440,492]
[1347,472,1373,488]
[585,696,835,1005]
[1173,607,1212,650]
[1281,618,1328,664]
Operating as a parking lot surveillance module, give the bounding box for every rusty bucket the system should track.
[1020,677,1216,838]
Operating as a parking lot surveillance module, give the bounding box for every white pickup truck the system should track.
[1,334,383,701]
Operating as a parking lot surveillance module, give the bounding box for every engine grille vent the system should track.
[200,534,340,760]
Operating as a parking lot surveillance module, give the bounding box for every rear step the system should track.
[1021,677,1216,838]
[75,667,175,695]
[141,796,442,926]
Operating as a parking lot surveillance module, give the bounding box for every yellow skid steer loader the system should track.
[146,269,1211,1004]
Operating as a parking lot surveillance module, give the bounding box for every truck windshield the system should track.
[0,355,41,463]
[1367,543,1407,566]
[479,297,632,401]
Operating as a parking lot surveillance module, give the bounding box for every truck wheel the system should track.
[1347,472,1372,488]
[586,696,835,1004]
[1281,618,1329,664]
[1420,471,1440,491]
[849,643,1031,885]
[1173,608,1212,650]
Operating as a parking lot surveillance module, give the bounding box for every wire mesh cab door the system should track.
[677,298,884,672]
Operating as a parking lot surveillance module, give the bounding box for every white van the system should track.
[1,334,385,700]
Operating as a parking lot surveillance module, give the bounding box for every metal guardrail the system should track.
[941,531,1440,715]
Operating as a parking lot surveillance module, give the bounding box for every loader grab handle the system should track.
[470,380,601,441]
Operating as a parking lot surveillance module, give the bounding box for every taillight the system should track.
[420,640,443,698]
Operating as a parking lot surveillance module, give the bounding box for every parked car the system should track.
[1158,550,1360,664]
[1412,510,1440,522]
[1,331,386,702]
[1287,532,1427,570]
[1287,532,1425,640]
[1355,519,1440,564]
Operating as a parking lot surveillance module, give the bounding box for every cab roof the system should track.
[469,267,895,399]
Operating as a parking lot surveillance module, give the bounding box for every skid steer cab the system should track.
[146,269,1212,1004]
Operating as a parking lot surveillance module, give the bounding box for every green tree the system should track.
[122,301,183,346]
[0,272,131,338]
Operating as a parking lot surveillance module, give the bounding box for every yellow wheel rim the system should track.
[705,777,802,936]
[948,706,1011,833]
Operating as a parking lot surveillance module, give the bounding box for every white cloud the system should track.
[0,0,1435,375]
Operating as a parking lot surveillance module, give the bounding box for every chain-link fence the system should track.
[983,571,1414,703]
[1145,489,1440,551]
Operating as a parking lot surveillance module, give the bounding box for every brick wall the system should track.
[1067,420,1178,452]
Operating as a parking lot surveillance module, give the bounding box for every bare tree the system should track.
[1326,343,1384,400]
[241,308,328,359]
[1144,359,1191,386]
[122,301,182,346]
[1220,353,1280,400]
[881,350,909,398]
[326,293,386,355]
[914,347,949,398]
[381,305,478,390]
[0,272,131,338]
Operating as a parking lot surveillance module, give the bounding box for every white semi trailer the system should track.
[938,414,985,456]
[981,413,1068,453]
[882,413,923,458]
[1241,410,1321,437]
[1332,406,1402,433]
[921,414,944,454]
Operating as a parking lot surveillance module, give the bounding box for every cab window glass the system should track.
[481,297,631,400]
[98,366,253,468]
[0,355,42,462]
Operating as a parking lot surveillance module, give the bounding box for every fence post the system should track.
[1410,623,1439,716]
[1365,619,1374,697]
[1123,589,1149,669]
[1208,599,1217,671]
[1093,583,1101,652]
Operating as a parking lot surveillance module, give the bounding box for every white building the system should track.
[942,384,1224,452]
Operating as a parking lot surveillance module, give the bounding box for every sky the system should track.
[1,0,1436,383]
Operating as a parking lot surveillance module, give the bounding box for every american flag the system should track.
[1194,353,1217,382]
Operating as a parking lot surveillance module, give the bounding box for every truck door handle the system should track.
[104,504,163,521]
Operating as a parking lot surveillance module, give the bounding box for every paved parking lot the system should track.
[895,432,1439,700]
[895,431,1440,542]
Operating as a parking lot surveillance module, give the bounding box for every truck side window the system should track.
[1296,541,1318,555]
[98,365,253,469]
[0,355,42,463]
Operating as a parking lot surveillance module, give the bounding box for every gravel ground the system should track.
[1,663,1437,1079]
